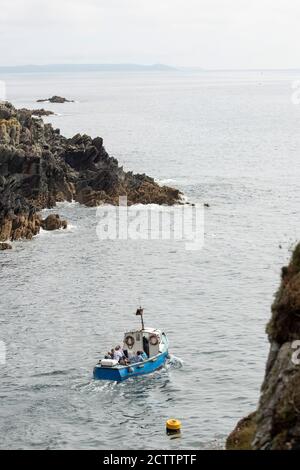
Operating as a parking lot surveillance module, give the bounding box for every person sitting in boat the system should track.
[140,350,148,360]
[136,351,146,362]
[118,344,126,358]
[113,345,125,362]
[120,345,128,358]
[129,351,145,364]
[119,357,129,365]
[107,348,115,359]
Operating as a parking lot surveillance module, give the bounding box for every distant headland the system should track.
[0,63,177,74]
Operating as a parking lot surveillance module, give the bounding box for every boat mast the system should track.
[136,306,145,330]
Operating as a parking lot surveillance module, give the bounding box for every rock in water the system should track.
[226,243,300,450]
[37,96,74,103]
[30,109,55,117]
[41,214,67,231]
[0,242,12,250]
[0,101,181,243]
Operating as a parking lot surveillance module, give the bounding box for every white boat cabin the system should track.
[123,327,165,359]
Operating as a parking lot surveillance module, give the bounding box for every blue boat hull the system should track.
[93,351,168,382]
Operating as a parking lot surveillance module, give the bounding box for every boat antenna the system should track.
[136,306,145,330]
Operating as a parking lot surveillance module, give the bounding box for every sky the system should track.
[0,0,300,69]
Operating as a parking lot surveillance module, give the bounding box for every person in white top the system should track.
[113,345,123,362]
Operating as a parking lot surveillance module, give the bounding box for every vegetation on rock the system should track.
[226,412,257,450]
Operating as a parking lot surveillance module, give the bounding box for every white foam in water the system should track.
[126,203,185,210]
[167,354,184,369]
[38,224,76,236]
[157,178,178,185]
[156,177,190,187]
[55,200,80,208]
[65,223,76,231]
[95,202,186,212]
[38,228,51,237]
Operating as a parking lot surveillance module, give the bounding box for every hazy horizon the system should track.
[1,63,300,72]
[1,0,300,69]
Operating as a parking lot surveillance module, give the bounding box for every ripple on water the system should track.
[2,70,299,449]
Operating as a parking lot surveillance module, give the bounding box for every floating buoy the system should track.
[166,419,181,435]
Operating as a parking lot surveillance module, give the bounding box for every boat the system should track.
[93,307,169,382]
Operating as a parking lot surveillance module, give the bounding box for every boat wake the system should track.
[74,355,183,401]
[74,378,119,394]
[167,354,184,369]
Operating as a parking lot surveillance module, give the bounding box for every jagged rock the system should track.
[41,214,67,231]
[227,243,300,450]
[0,242,12,250]
[75,187,107,207]
[0,213,42,241]
[30,109,55,117]
[0,218,13,241]
[0,101,181,244]
[252,244,300,450]
[37,96,74,103]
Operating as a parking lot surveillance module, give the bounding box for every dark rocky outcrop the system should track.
[0,242,12,250]
[30,109,55,117]
[0,101,181,242]
[37,96,74,103]
[41,214,67,231]
[226,244,300,450]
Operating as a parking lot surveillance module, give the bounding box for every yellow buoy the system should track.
[166,419,181,434]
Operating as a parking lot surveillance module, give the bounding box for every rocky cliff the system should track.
[226,244,300,450]
[0,101,181,243]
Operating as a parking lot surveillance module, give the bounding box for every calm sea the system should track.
[1,70,300,449]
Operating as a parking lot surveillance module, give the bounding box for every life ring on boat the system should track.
[149,334,159,346]
[125,335,135,349]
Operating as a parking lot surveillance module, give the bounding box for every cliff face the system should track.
[253,245,300,450]
[0,101,181,242]
[226,244,300,450]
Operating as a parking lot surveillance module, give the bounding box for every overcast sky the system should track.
[1,0,300,68]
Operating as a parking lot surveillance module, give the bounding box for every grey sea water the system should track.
[1,70,300,449]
